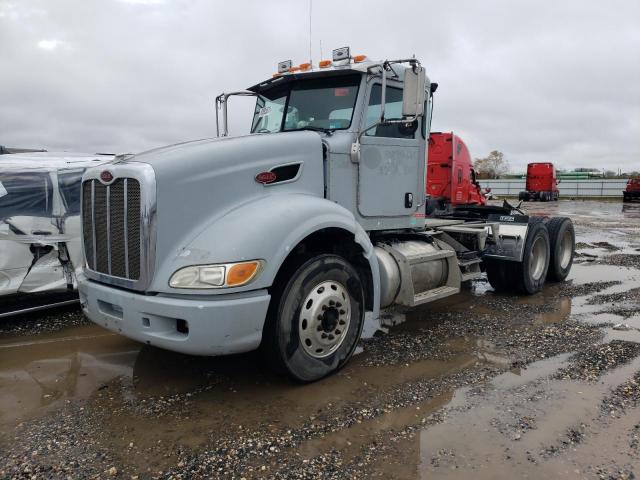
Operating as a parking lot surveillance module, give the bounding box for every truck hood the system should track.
[124,131,324,285]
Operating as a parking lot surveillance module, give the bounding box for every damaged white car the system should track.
[0,152,114,313]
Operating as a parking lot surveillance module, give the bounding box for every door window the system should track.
[364,84,415,139]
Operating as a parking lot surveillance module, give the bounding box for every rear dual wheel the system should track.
[546,217,574,281]
[486,218,550,294]
[486,216,575,293]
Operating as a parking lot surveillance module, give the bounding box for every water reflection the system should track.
[0,328,138,426]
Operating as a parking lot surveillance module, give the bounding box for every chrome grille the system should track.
[82,178,141,280]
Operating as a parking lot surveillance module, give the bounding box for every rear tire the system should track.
[262,254,365,382]
[485,218,550,295]
[512,219,550,294]
[485,258,512,292]
[546,217,575,282]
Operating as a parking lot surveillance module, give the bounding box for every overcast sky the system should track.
[1,0,638,173]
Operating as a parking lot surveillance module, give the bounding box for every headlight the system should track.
[169,260,263,289]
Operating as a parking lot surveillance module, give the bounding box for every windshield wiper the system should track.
[285,126,334,135]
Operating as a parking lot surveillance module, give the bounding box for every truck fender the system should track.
[158,193,380,319]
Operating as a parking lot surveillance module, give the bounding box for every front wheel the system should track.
[263,254,365,382]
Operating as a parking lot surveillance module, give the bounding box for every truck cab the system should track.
[519,162,560,202]
[623,178,640,202]
[425,132,486,215]
[78,49,575,381]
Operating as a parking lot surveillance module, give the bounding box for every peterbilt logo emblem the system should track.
[100,170,114,183]
[255,171,277,184]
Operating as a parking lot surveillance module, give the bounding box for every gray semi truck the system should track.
[78,49,575,381]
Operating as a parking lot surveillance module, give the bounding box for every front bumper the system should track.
[78,273,271,356]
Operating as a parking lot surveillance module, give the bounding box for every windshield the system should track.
[251,74,361,134]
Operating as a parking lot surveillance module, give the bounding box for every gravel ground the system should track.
[603,371,640,415]
[600,253,640,269]
[555,341,640,382]
[0,304,88,338]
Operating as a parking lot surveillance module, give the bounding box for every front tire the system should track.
[263,254,365,382]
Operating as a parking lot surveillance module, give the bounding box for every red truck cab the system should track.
[519,162,559,202]
[623,178,640,202]
[426,132,486,210]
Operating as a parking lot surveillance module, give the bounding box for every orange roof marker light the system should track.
[353,54,367,63]
[299,62,312,71]
[272,73,282,78]
[288,66,301,73]
[319,59,332,68]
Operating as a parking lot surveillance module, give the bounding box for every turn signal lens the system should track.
[319,60,332,68]
[353,54,367,63]
[227,261,261,287]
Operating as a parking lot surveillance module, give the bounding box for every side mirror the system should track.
[402,66,426,118]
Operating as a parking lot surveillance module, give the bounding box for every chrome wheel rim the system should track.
[559,229,573,269]
[298,280,351,358]
[529,236,548,281]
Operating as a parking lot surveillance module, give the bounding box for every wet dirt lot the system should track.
[1,199,640,479]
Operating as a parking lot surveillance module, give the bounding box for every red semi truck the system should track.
[425,132,487,215]
[623,178,640,202]
[519,162,560,202]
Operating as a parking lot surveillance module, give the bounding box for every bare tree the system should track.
[473,150,509,179]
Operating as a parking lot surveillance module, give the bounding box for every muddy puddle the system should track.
[408,354,640,479]
[0,325,138,427]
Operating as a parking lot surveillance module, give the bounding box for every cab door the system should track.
[358,83,423,217]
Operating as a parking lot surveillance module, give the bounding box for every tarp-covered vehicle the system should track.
[0,152,114,314]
